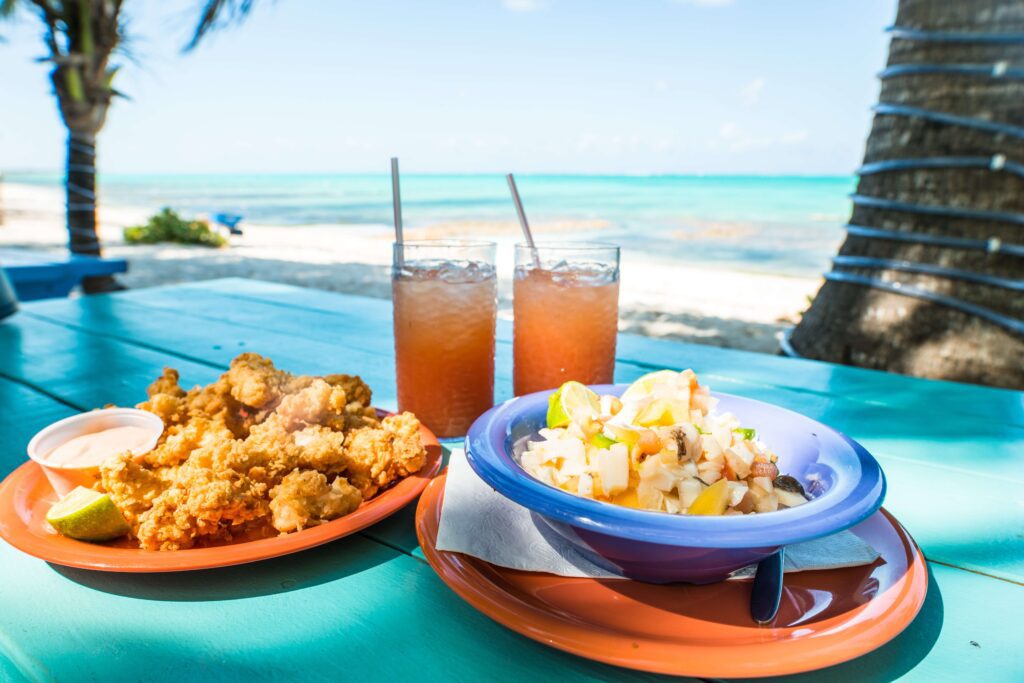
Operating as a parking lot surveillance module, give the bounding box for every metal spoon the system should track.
[750,548,785,624]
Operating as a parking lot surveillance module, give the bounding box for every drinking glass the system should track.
[513,242,620,396]
[392,240,497,437]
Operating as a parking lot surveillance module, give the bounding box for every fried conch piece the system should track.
[105,353,426,550]
[269,469,362,533]
[138,367,253,438]
[226,352,289,409]
[147,367,187,399]
[136,368,189,428]
[99,453,168,528]
[340,412,427,498]
[135,464,270,551]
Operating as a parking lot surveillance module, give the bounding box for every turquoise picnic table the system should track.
[0,248,128,302]
[0,278,1021,682]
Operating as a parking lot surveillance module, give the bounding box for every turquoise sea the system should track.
[8,173,855,277]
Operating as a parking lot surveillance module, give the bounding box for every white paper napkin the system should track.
[436,449,880,580]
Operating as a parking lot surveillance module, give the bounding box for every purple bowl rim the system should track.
[465,385,886,549]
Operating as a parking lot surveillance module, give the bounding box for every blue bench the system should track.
[0,248,128,301]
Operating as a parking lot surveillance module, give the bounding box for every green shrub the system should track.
[123,208,227,248]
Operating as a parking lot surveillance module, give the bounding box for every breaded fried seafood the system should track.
[99,353,427,550]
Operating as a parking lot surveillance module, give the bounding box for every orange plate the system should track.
[0,417,441,572]
[416,471,928,678]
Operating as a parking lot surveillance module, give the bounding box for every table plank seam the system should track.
[20,309,233,371]
[23,302,400,364]
[925,557,1024,588]
[0,368,82,412]
[875,450,1024,485]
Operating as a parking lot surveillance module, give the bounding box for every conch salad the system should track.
[520,370,810,515]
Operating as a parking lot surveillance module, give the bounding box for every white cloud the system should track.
[715,123,810,151]
[780,130,809,144]
[503,0,543,11]
[738,78,765,106]
[573,132,683,156]
[652,135,682,152]
[718,122,765,150]
[654,80,670,92]
[673,0,735,7]
[719,121,739,139]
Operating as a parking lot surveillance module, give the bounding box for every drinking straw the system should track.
[391,157,404,267]
[506,173,540,267]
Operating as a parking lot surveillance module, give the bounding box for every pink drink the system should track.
[513,244,621,396]
[392,242,497,437]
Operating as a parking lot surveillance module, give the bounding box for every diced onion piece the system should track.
[724,448,752,479]
[637,480,665,511]
[595,444,629,496]
[691,387,710,414]
[638,453,678,491]
[699,469,722,485]
[776,489,808,508]
[754,492,779,513]
[697,459,723,476]
[702,436,723,462]
[577,473,594,498]
[530,465,557,487]
[727,481,749,507]
[678,479,702,508]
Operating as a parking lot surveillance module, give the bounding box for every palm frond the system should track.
[0,0,20,19]
[185,0,259,52]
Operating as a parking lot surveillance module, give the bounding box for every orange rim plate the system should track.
[0,416,442,572]
[416,471,928,678]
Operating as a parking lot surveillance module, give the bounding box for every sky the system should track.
[1,0,895,175]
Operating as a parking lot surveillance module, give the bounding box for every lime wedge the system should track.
[634,398,690,427]
[604,423,641,448]
[547,381,601,429]
[589,432,617,449]
[46,486,130,542]
[620,370,680,402]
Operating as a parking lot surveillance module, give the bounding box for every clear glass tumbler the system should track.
[513,242,621,396]
[392,240,497,437]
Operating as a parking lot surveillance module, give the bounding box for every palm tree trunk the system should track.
[788,0,1024,389]
[67,130,99,258]
[66,128,120,293]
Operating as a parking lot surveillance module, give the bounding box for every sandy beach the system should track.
[0,181,821,353]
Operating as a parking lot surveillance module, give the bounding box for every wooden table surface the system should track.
[0,248,128,302]
[0,278,1021,682]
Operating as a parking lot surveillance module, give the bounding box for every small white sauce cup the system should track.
[27,408,165,497]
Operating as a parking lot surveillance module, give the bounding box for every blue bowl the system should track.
[465,385,886,584]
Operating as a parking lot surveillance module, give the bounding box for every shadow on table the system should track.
[49,535,396,602]
[700,563,944,683]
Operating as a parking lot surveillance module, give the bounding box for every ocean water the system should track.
[8,173,854,277]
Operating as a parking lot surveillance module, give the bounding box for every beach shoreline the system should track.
[0,181,821,353]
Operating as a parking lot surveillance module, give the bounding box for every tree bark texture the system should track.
[66,131,100,259]
[789,0,1024,389]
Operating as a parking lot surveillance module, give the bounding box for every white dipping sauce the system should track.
[45,425,155,467]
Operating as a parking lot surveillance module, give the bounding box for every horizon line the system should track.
[3,170,856,180]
